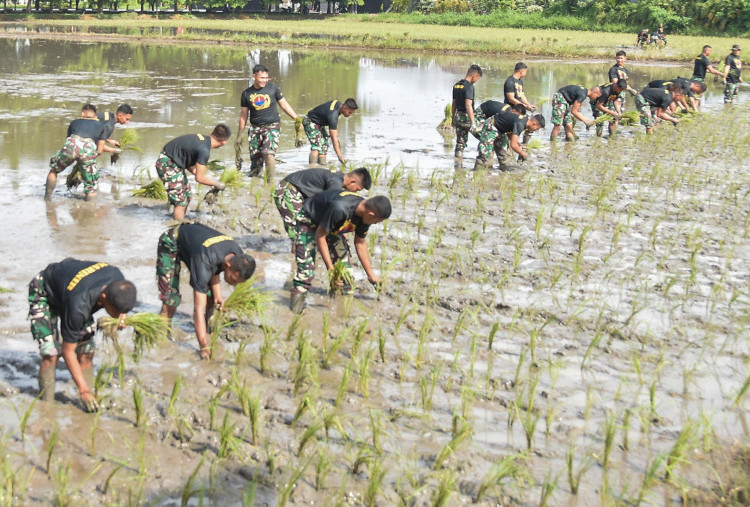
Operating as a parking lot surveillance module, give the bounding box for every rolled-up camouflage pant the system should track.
[590,99,618,136]
[634,94,656,130]
[49,136,99,195]
[724,82,739,103]
[476,120,509,164]
[292,212,353,295]
[453,111,472,154]
[551,92,574,127]
[155,153,191,207]
[302,116,329,154]
[274,181,305,242]
[28,273,95,357]
[248,123,280,173]
[156,225,183,308]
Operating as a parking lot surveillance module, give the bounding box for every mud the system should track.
[0,37,749,505]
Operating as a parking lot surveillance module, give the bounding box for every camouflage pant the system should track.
[476,120,509,164]
[156,226,183,308]
[302,116,329,154]
[292,212,353,295]
[49,136,99,195]
[248,123,280,172]
[724,82,739,103]
[473,108,487,124]
[28,273,95,357]
[591,98,617,135]
[273,181,305,242]
[453,111,472,154]
[155,153,191,207]
[634,94,656,130]
[551,92,573,126]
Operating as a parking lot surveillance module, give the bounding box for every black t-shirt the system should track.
[306,100,342,130]
[97,111,117,140]
[559,85,588,105]
[647,78,694,98]
[503,75,524,104]
[608,64,629,83]
[478,100,510,117]
[67,118,106,142]
[593,83,620,106]
[176,223,244,293]
[240,82,284,125]
[162,133,212,169]
[640,87,673,109]
[693,54,711,79]
[41,258,124,343]
[493,110,528,136]
[302,188,370,238]
[726,54,742,83]
[452,79,475,113]
[283,169,344,199]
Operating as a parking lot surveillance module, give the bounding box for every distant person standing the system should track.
[723,44,743,104]
[503,62,536,112]
[692,45,724,110]
[549,85,599,142]
[236,64,298,181]
[302,98,358,166]
[451,64,483,161]
[609,51,638,101]
[155,124,230,221]
[45,104,108,201]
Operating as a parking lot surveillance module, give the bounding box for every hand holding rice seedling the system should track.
[99,313,170,360]
[594,110,641,126]
[295,116,305,147]
[111,129,141,164]
[328,259,354,295]
[209,277,275,348]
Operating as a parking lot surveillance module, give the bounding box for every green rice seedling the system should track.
[323,325,351,369]
[46,425,59,476]
[219,167,246,189]
[365,459,387,506]
[247,393,261,445]
[207,394,220,431]
[294,335,319,396]
[622,409,631,451]
[323,409,345,439]
[734,370,750,406]
[358,347,375,398]
[292,393,314,426]
[101,464,124,495]
[665,419,697,480]
[327,259,354,296]
[242,475,258,506]
[434,420,472,470]
[294,116,305,147]
[351,318,369,357]
[132,179,168,200]
[525,138,544,152]
[15,397,38,443]
[474,454,526,503]
[487,321,500,350]
[218,412,241,459]
[566,446,593,495]
[460,385,475,421]
[167,375,183,418]
[602,410,617,471]
[437,103,453,132]
[432,470,455,507]
[335,360,353,407]
[369,409,384,455]
[539,470,559,507]
[175,416,195,443]
[351,447,374,475]
[517,403,540,451]
[118,129,142,153]
[314,447,333,490]
[206,159,226,172]
[89,410,101,456]
[298,421,324,456]
[259,324,277,375]
[445,350,461,392]
[277,454,314,507]
[378,325,386,362]
[52,461,71,507]
[181,454,204,507]
[133,383,144,428]
[211,277,274,344]
[635,454,665,505]
[93,364,114,402]
[100,313,170,361]
[468,332,478,379]
[0,287,14,294]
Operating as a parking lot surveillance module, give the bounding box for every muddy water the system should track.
[0,38,748,505]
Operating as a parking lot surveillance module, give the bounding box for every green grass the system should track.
[4,16,749,60]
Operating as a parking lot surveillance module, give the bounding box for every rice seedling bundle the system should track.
[99,312,170,359]
[536,97,551,107]
[214,276,275,323]
[328,259,354,295]
[594,110,641,126]
[206,159,226,172]
[526,138,544,151]
[294,116,305,147]
[437,104,453,132]
[219,168,245,189]
[111,129,142,164]
[132,179,167,200]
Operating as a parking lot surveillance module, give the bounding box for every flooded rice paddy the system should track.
[0,37,749,505]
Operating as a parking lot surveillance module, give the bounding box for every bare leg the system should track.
[39,355,59,401]
[44,172,57,200]
[308,151,318,165]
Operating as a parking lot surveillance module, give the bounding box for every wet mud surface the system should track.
[0,38,749,505]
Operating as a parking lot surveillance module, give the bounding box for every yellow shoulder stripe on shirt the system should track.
[330,100,339,110]
[104,112,110,121]
[67,262,109,291]
[203,235,233,248]
[339,191,360,197]
[197,134,205,141]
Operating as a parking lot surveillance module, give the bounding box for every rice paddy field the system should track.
[0,35,749,505]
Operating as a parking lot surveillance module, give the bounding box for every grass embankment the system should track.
[2,15,750,60]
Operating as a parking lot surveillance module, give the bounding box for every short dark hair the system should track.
[364,196,391,219]
[104,280,137,313]
[511,103,527,115]
[343,98,358,110]
[616,50,627,57]
[212,124,231,141]
[349,167,372,190]
[702,45,712,51]
[117,104,133,115]
[615,78,628,90]
[691,79,707,92]
[82,104,97,114]
[514,62,528,72]
[467,64,483,77]
[532,114,545,128]
[229,254,256,281]
[252,64,269,75]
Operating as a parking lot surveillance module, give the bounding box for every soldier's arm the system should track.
[278,98,297,120]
